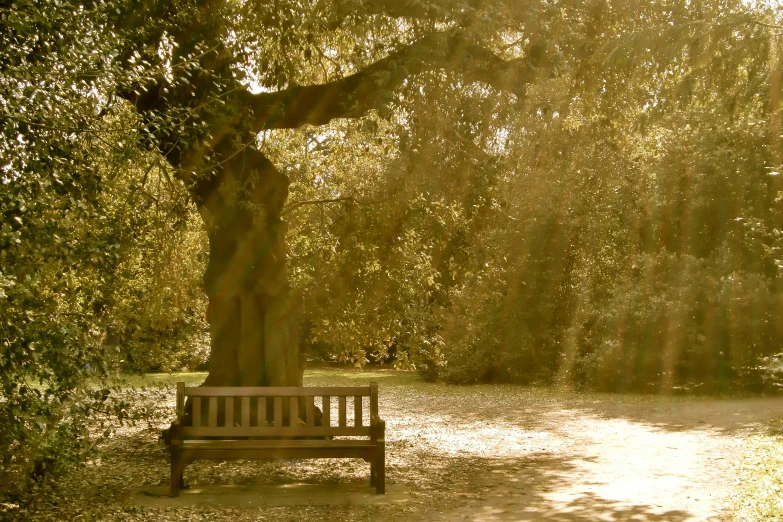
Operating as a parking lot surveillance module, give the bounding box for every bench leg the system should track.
[170,464,180,497]
[374,442,385,494]
[370,461,376,487]
[170,450,185,497]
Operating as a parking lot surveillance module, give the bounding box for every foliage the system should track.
[760,352,783,390]
[732,418,783,521]
[441,1,783,391]
[104,161,209,373]
[0,1,207,496]
[259,0,783,394]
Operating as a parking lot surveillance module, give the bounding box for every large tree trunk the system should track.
[195,147,304,388]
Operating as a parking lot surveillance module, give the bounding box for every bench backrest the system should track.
[176,382,379,438]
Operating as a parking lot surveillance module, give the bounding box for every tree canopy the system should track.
[2,0,783,496]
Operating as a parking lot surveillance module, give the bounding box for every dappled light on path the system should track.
[315,371,783,521]
[13,370,783,521]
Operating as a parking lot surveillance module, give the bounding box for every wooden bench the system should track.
[168,382,386,496]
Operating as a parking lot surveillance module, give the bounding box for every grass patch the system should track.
[117,367,424,389]
[731,418,783,521]
[305,366,425,388]
[118,372,208,388]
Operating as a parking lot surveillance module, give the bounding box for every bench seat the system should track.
[178,439,378,460]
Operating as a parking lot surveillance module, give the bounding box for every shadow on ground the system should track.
[123,445,700,521]
[130,482,412,508]
[15,371,778,521]
[417,454,694,522]
[117,381,767,521]
[566,396,783,435]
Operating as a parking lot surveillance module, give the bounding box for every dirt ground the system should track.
[421,396,783,521]
[11,370,783,521]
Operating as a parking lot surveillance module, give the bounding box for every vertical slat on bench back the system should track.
[258,397,267,427]
[354,395,362,427]
[225,396,234,427]
[370,381,378,419]
[306,397,315,427]
[176,382,185,419]
[241,397,250,427]
[192,397,201,427]
[208,397,217,427]
[289,397,298,427]
[338,396,347,427]
[274,397,282,427]
[322,396,331,427]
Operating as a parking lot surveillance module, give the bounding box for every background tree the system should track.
[257,0,783,393]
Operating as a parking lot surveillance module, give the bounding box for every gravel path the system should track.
[9,370,783,521]
[428,397,783,521]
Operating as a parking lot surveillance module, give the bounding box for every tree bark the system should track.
[196,146,304,387]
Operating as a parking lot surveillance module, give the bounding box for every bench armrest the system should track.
[169,419,183,446]
[370,415,386,441]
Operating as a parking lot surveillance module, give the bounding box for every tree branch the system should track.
[362,0,446,19]
[361,0,538,23]
[241,30,545,132]
[281,196,357,216]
